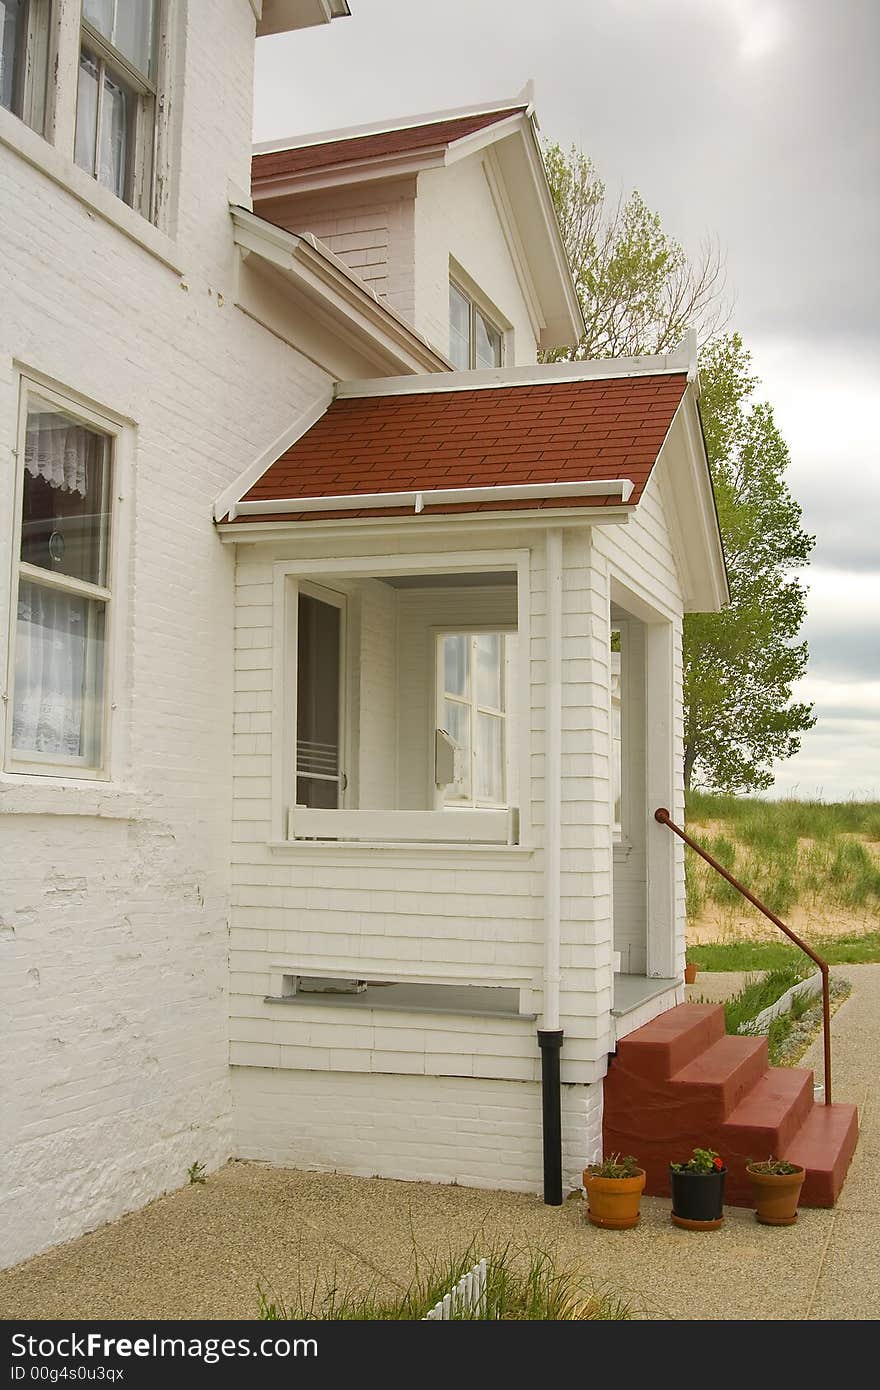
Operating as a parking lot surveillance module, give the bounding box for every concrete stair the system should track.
[603,1003,858,1206]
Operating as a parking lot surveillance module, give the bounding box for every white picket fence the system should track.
[422,1259,488,1320]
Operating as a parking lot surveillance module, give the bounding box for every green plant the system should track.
[585,1153,641,1179]
[722,962,809,1035]
[670,1147,724,1174]
[746,1156,802,1176]
[258,1242,632,1321]
[187,1161,207,1185]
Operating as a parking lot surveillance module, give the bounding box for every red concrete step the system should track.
[723,1067,815,1159]
[614,1004,725,1081]
[671,1035,769,1123]
[783,1102,859,1207]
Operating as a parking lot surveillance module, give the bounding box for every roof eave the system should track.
[230,205,453,377]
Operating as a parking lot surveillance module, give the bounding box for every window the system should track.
[449,281,503,371]
[294,586,347,809]
[0,0,51,132]
[75,0,158,213]
[8,388,115,774]
[437,632,507,807]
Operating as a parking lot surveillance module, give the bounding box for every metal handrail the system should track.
[654,807,832,1105]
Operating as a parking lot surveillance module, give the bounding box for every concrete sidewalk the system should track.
[1,965,877,1321]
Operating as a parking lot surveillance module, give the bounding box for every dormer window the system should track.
[75,0,159,214]
[449,280,503,371]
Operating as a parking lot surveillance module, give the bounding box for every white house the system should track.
[1,2,855,1271]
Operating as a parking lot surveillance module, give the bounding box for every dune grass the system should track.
[721,963,810,1036]
[257,1242,631,1321]
[684,793,880,923]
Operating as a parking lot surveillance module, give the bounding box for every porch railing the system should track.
[654,807,832,1105]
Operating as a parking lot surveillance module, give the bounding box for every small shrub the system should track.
[585,1153,641,1179]
[187,1161,207,1185]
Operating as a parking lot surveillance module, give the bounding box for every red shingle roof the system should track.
[252,106,527,184]
[233,373,688,523]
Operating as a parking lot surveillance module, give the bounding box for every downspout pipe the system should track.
[540,527,564,1205]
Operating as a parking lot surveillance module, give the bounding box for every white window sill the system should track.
[0,773,142,819]
[0,107,182,275]
[268,839,536,858]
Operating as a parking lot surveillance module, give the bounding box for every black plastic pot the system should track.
[669,1166,727,1229]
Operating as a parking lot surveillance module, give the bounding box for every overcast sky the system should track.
[254,0,880,802]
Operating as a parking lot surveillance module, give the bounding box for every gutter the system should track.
[229,478,634,522]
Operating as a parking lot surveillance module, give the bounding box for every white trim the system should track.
[482,149,544,343]
[252,93,530,156]
[219,506,632,545]
[543,528,563,1033]
[230,206,452,377]
[213,391,333,522]
[231,477,634,521]
[288,806,516,844]
[336,347,695,398]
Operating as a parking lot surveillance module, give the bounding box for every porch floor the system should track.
[612,973,679,1016]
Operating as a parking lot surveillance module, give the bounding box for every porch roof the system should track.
[227,370,689,524]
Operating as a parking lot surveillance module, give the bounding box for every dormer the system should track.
[251,93,583,366]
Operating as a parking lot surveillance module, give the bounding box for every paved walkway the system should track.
[1,965,878,1321]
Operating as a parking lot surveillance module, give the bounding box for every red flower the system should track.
[714,1156,723,1170]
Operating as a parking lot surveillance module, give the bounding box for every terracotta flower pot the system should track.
[670,1166,726,1230]
[583,1167,646,1229]
[747,1163,806,1225]
[684,963,698,984]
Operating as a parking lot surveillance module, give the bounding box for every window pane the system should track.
[75,49,99,176]
[476,713,504,802]
[442,633,468,697]
[297,593,341,808]
[21,402,112,586]
[476,633,503,709]
[99,64,133,199]
[448,282,471,370]
[475,309,502,369]
[0,0,25,113]
[12,581,106,763]
[84,0,156,77]
[442,698,470,799]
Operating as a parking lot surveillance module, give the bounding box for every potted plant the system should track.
[669,1147,726,1230]
[746,1156,806,1225]
[582,1153,646,1229]
[684,957,698,984]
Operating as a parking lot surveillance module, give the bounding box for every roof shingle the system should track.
[233,373,688,523]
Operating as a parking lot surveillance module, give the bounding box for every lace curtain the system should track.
[23,412,90,497]
[12,582,89,758]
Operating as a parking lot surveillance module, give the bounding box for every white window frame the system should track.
[448,275,506,371]
[289,578,350,814]
[270,550,531,849]
[0,0,54,134]
[3,372,130,782]
[434,628,513,811]
[75,2,160,218]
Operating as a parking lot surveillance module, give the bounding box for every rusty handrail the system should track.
[654,807,832,1105]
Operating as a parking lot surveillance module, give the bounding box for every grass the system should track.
[721,963,810,1036]
[257,1242,631,1321]
[684,792,880,924]
[688,933,880,972]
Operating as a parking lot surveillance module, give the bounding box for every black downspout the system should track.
[537,1028,564,1205]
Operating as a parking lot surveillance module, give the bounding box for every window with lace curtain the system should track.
[8,386,115,774]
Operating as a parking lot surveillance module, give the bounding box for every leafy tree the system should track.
[541,143,728,360]
[542,144,815,792]
[684,336,815,791]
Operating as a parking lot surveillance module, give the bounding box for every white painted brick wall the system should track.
[0,0,334,1268]
[231,1066,602,1195]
